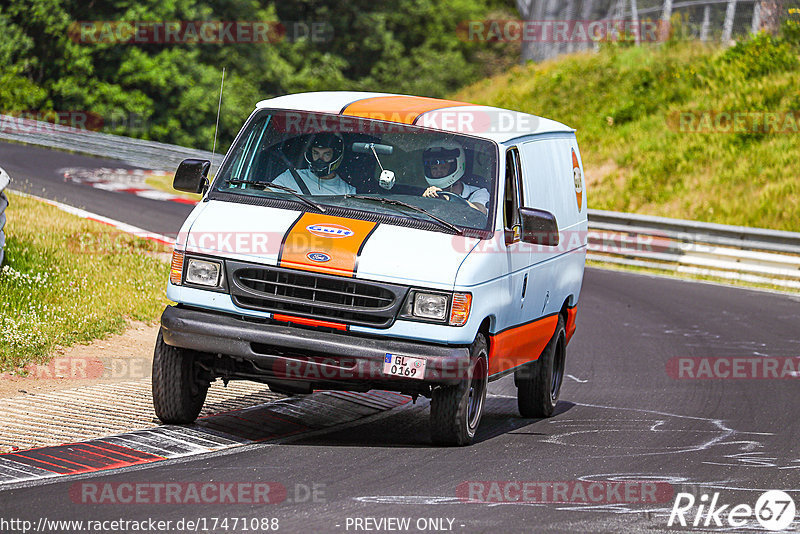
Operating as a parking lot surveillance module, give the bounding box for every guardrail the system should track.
[1,116,798,290]
[587,209,800,290]
[0,114,222,171]
[0,166,9,265]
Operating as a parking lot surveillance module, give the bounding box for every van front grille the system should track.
[227,261,407,328]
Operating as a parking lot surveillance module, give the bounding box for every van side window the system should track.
[504,147,523,239]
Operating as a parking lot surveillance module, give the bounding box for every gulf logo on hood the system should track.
[279,214,378,277]
[306,224,354,238]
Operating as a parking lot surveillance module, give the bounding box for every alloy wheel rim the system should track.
[550,335,565,401]
[467,358,487,431]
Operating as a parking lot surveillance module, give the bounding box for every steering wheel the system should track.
[437,191,472,207]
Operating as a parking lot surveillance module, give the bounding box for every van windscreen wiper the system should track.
[224,179,325,213]
[344,195,463,235]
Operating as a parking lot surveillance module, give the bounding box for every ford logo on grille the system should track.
[307,252,331,263]
[306,224,354,238]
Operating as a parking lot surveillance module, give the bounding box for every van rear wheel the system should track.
[152,329,210,424]
[430,334,488,446]
[516,315,566,418]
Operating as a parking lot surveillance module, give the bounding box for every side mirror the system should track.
[174,159,211,194]
[519,207,559,246]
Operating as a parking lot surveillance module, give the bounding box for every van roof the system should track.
[255,91,574,143]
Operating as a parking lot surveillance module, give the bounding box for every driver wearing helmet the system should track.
[421,140,489,214]
[272,132,356,195]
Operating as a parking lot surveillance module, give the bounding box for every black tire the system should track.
[430,333,488,446]
[516,315,566,418]
[152,329,209,424]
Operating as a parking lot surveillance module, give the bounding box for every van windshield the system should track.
[212,109,497,232]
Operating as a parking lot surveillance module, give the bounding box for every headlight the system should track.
[401,290,472,326]
[185,258,221,287]
[413,293,448,320]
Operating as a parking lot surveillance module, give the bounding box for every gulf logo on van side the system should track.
[572,148,583,211]
[306,224,355,238]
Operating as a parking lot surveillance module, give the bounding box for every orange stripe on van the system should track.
[565,306,578,344]
[488,315,558,376]
[341,95,471,125]
[278,213,377,277]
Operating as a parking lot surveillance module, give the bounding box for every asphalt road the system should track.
[1,142,799,533]
[0,140,193,236]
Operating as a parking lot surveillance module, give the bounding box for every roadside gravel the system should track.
[0,322,283,453]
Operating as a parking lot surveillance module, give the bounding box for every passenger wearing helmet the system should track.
[421,140,489,215]
[272,133,356,195]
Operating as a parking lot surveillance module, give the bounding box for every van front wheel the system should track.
[152,329,210,424]
[430,334,488,446]
[516,315,566,418]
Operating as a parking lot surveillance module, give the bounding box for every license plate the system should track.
[383,353,426,380]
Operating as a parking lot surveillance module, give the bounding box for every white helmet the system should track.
[423,140,465,189]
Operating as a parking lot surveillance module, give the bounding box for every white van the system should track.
[155,92,587,445]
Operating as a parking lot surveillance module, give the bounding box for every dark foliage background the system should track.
[0,0,516,151]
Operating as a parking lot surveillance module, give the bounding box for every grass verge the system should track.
[453,22,800,231]
[0,192,171,371]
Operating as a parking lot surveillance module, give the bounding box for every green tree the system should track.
[2,0,514,151]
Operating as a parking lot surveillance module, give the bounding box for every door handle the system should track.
[521,273,528,308]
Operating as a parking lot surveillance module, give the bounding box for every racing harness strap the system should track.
[276,149,312,195]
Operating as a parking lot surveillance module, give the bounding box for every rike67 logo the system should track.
[668,490,796,531]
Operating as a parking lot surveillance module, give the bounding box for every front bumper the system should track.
[160,306,471,387]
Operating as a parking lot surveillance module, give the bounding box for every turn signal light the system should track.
[170,249,184,285]
[449,293,472,326]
